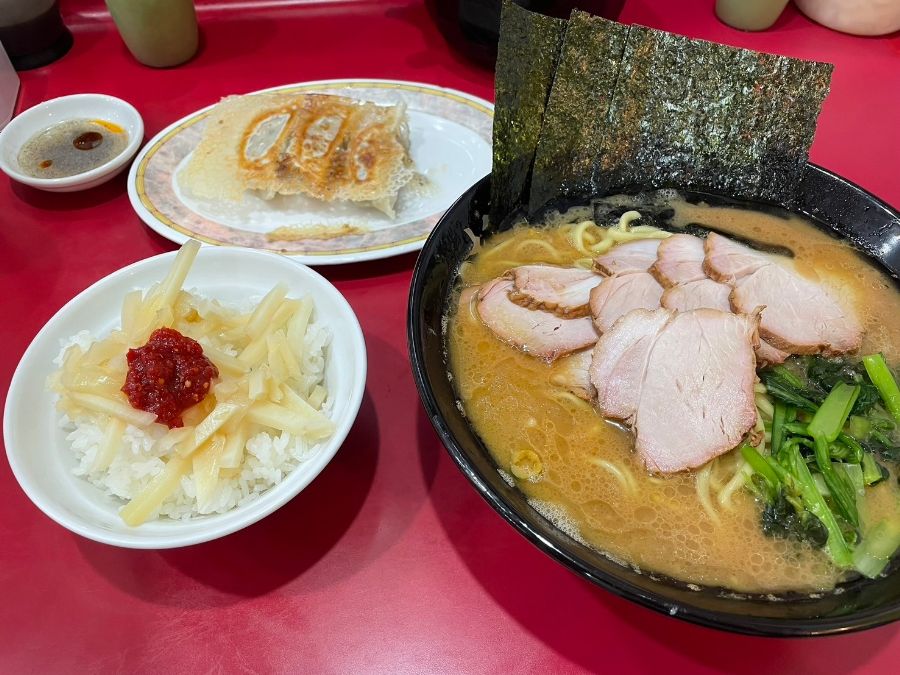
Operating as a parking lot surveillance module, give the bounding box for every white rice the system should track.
[54,297,332,521]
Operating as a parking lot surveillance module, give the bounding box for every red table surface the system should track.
[2,0,899,672]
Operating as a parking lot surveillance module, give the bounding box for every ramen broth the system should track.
[446,195,900,593]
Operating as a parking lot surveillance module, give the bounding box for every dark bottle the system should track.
[0,0,72,71]
[425,0,625,67]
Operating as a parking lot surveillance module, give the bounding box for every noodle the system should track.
[513,238,566,261]
[718,459,751,509]
[589,457,637,495]
[708,454,734,491]
[696,463,721,524]
[617,210,643,229]
[547,389,592,410]
[594,213,670,253]
[564,211,672,255]
[607,226,669,243]
[568,220,599,255]
[477,235,518,258]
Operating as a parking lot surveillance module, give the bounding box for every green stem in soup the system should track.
[809,382,860,443]
[785,443,854,568]
[749,355,900,575]
[770,400,788,457]
[760,365,818,413]
[853,519,900,579]
[861,453,889,486]
[809,383,861,527]
[863,353,900,424]
[741,443,779,497]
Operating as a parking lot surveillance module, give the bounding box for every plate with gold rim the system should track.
[126,79,493,265]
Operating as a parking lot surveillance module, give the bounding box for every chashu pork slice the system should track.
[731,264,862,355]
[458,285,480,319]
[590,308,671,421]
[476,279,599,362]
[589,272,664,333]
[650,233,707,287]
[755,339,790,367]
[705,233,862,355]
[550,348,595,401]
[661,277,788,365]
[703,232,771,284]
[660,278,732,313]
[593,239,663,277]
[656,233,788,365]
[633,309,759,473]
[507,265,603,318]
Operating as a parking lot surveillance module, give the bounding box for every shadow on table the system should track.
[9,171,127,211]
[75,389,380,607]
[387,1,495,74]
[133,226,420,284]
[419,407,896,673]
[321,250,420,283]
[181,12,275,72]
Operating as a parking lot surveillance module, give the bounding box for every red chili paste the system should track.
[121,327,219,428]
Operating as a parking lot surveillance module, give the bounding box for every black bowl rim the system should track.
[407,164,900,637]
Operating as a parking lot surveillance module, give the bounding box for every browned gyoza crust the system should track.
[182,92,414,216]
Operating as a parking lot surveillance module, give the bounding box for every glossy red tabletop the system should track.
[2,1,899,672]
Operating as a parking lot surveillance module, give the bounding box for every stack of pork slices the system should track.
[461,231,863,474]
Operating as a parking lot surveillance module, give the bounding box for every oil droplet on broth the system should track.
[582,499,628,533]
[633,505,656,524]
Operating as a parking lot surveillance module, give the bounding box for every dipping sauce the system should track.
[17,118,128,179]
[122,327,219,429]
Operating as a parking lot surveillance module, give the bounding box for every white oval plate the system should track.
[3,247,367,548]
[127,79,493,265]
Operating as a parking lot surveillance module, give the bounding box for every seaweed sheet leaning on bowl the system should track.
[596,26,833,205]
[528,10,629,214]
[489,0,565,226]
[490,0,834,226]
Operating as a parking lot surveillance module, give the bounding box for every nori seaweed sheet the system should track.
[528,10,628,215]
[490,0,565,226]
[596,26,833,206]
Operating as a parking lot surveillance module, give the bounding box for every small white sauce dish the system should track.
[0,93,143,192]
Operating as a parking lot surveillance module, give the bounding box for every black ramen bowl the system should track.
[407,166,900,637]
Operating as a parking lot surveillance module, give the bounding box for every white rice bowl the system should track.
[4,247,366,548]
